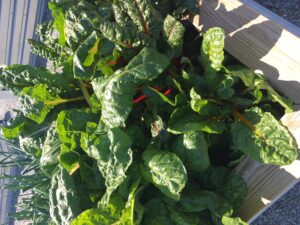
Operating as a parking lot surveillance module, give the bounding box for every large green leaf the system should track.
[96,47,169,128]
[0,65,71,95]
[173,131,210,173]
[73,31,100,80]
[81,128,133,204]
[231,107,298,165]
[99,21,150,49]
[142,149,187,200]
[168,106,226,134]
[40,122,61,176]
[49,166,80,225]
[121,0,163,37]
[70,205,122,225]
[65,3,100,51]
[20,84,62,124]
[27,39,63,63]
[56,109,99,149]
[201,27,225,73]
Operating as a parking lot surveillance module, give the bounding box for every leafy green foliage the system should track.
[0,0,298,225]
[49,166,80,225]
[97,47,169,128]
[142,149,187,200]
[231,107,298,165]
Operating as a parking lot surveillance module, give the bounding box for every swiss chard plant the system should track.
[0,0,298,224]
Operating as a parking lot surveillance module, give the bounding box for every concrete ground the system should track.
[252,1,300,225]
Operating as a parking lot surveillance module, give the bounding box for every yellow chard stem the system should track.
[79,81,93,108]
[45,96,85,105]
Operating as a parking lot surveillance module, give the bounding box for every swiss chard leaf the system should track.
[81,128,133,204]
[142,148,187,200]
[56,109,99,149]
[201,27,225,73]
[231,107,298,165]
[163,14,185,54]
[73,31,101,80]
[97,47,169,128]
[121,0,163,37]
[40,122,61,176]
[49,166,80,225]
[173,131,210,173]
[20,84,62,124]
[168,106,226,134]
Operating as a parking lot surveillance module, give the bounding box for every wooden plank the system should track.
[193,0,300,104]
[234,111,300,222]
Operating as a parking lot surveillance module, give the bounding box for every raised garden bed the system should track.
[193,0,300,222]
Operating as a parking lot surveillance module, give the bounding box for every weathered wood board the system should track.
[193,0,300,222]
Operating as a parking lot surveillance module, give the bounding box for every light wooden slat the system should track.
[193,0,300,104]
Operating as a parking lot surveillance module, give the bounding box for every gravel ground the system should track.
[251,1,300,225]
[254,0,300,26]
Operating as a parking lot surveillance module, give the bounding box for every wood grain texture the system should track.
[193,0,300,104]
[192,0,300,222]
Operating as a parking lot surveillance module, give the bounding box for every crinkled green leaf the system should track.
[27,39,63,62]
[231,107,298,165]
[121,0,163,37]
[0,65,71,95]
[201,27,225,73]
[73,31,100,80]
[21,84,62,124]
[65,3,100,51]
[82,128,133,204]
[98,47,169,128]
[173,131,210,173]
[56,109,98,149]
[168,106,226,134]
[40,122,61,176]
[99,21,150,49]
[71,205,122,225]
[49,166,80,225]
[142,149,187,200]
[163,14,185,51]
